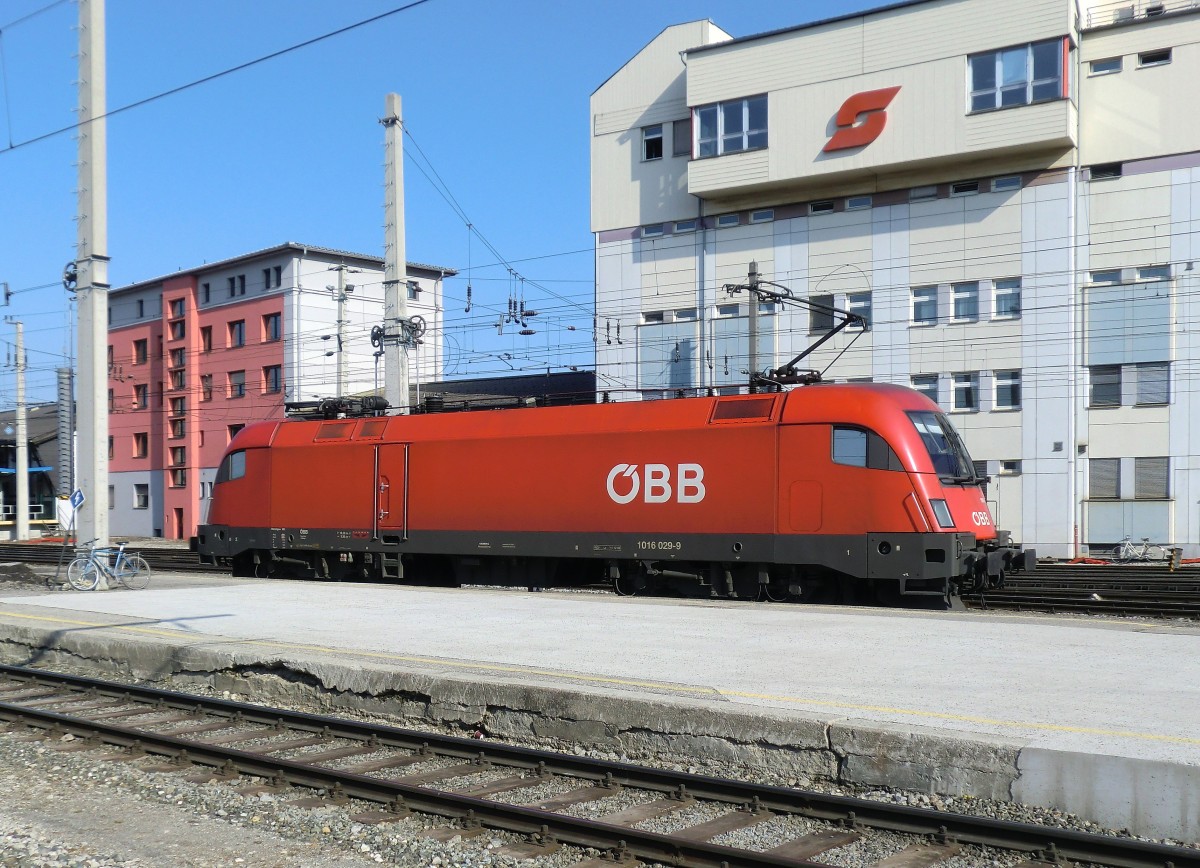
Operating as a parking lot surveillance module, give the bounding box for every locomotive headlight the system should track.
[930,499,955,529]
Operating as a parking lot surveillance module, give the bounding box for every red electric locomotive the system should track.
[196,384,1031,607]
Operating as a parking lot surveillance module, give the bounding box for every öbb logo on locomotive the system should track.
[971,511,992,527]
[606,463,706,505]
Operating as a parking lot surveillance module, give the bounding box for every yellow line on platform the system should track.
[3,608,1197,748]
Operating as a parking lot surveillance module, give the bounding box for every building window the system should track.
[1138,48,1171,67]
[407,280,421,300]
[952,282,979,321]
[1134,457,1169,499]
[1090,365,1122,407]
[642,311,664,324]
[951,180,980,197]
[229,320,245,348]
[134,484,149,509]
[846,195,872,210]
[169,418,185,439]
[1135,361,1169,405]
[263,313,281,342]
[1091,163,1122,180]
[750,209,774,223]
[911,375,939,404]
[969,38,1065,112]
[847,291,871,329]
[1090,458,1120,499]
[992,176,1022,192]
[133,339,148,364]
[136,299,144,318]
[1090,57,1122,75]
[228,370,246,398]
[227,276,236,297]
[107,437,113,459]
[995,370,1021,409]
[169,369,185,390]
[994,278,1021,317]
[264,365,282,394]
[273,265,282,287]
[674,219,697,233]
[1000,459,1022,476]
[910,184,938,201]
[201,326,212,352]
[201,374,213,402]
[716,214,740,228]
[952,372,979,411]
[642,224,664,238]
[107,389,114,411]
[170,469,186,488]
[809,294,834,333]
[170,396,186,416]
[672,118,691,157]
[809,201,835,215]
[169,320,185,340]
[170,298,185,318]
[642,124,663,161]
[170,446,186,467]
[169,348,185,368]
[133,432,148,458]
[133,383,148,409]
[201,282,210,303]
[912,286,938,324]
[694,94,767,158]
[228,423,245,442]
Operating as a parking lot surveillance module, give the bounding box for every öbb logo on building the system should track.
[606,464,706,504]
[824,86,901,152]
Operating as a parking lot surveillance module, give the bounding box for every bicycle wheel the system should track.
[66,557,100,591]
[1145,544,1167,561]
[118,555,152,590]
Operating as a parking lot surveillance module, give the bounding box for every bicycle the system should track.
[66,540,152,591]
[1109,536,1167,563]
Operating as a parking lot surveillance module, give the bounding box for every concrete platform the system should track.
[0,575,1196,842]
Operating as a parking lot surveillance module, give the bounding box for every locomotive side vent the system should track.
[710,395,778,423]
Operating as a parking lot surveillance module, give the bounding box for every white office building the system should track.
[591,0,1200,557]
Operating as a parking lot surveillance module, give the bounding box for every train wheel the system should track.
[613,574,640,596]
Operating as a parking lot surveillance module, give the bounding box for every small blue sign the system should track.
[69,489,85,510]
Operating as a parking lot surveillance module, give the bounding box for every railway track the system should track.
[3,542,1198,618]
[0,664,1194,868]
[0,542,206,573]
[962,564,1200,617]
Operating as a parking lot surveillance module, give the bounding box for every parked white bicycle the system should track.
[66,540,152,591]
[1109,536,1167,563]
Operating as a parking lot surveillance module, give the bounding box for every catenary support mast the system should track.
[75,0,109,549]
[382,93,408,411]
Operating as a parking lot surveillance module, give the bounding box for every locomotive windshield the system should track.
[907,411,979,484]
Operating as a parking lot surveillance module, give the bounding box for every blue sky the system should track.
[0,0,879,403]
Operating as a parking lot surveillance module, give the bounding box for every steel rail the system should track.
[0,665,1195,868]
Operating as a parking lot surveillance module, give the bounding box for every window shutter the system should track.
[1137,363,1168,405]
[1090,458,1120,499]
[1135,457,1168,499]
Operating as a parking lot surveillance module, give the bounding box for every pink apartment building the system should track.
[106,243,453,540]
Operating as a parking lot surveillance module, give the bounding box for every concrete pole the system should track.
[76,0,109,549]
[14,322,28,541]
[382,93,409,412]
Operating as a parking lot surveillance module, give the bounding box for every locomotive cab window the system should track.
[214,450,246,484]
[907,411,979,483]
[832,426,903,471]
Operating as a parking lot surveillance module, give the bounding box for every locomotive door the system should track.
[374,443,410,540]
